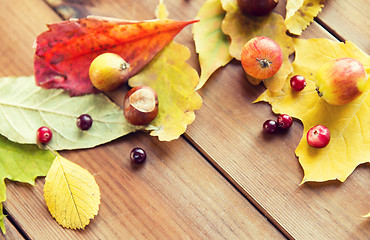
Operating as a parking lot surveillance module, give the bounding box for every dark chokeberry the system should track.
[77,114,93,130]
[263,120,278,134]
[130,147,146,164]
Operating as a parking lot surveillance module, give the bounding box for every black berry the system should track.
[130,147,146,164]
[263,120,278,134]
[77,114,93,130]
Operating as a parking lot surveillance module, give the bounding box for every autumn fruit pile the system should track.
[192,0,370,185]
[1,0,369,235]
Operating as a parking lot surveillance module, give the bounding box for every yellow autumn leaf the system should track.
[221,0,294,92]
[256,38,370,183]
[285,0,325,35]
[129,41,202,141]
[192,0,233,90]
[155,0,169,20]
[44,156,100,229]
[0,205,4,234]
[363,213,370,218]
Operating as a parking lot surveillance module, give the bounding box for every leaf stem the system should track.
[45,144,59,157]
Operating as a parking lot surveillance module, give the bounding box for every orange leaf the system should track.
[34,16,197,96]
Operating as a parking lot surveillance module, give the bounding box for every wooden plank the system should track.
[0,0,285,239]
[5,135,285,239]
[44,0,370,239]
[183,1,370,239]
[317,0,370,53]
[0,217,25,240]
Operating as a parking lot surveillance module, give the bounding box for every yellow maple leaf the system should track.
[256,38,370,183]
[285,0,325,35]
[44,156,100,229]
[221,0,294,92]
[129,41,202,141]
[192,0,233,90]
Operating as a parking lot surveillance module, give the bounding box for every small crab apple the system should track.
[89,53,130,92]
[124,86,159,125]
[277,114,293,130]
[307,125,330,148]
[241,36,283,80]
[290,75,307,91]
[237,0,279,16]
[316,57,368,105]
[36,126,52,144]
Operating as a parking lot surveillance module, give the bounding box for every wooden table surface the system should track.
[1,0,369,239]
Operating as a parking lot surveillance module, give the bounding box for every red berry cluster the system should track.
[263,114,293,134]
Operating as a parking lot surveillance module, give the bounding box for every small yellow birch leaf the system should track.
[256,38,370,183]
[221,0,294,91]
[155,0,169,20]
[192,0,233,90]
[285,0,325,35]
[44,156,100,229]
[129,41,202,141]
[363,213,370,218]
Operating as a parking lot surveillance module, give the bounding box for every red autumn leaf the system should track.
[34,16,197,96]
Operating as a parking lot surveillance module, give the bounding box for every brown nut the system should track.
[124,86,159,125]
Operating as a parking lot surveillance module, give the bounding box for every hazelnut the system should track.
[124,86,159,125]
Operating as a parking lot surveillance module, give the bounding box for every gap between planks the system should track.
[30,1,355,239]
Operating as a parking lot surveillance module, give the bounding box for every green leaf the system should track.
[0,76,137,150]
[0,204,4,234]
[192,0,233,90]
[0,135,55,233]
[129,42,203,141]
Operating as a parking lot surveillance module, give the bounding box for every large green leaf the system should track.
[0,76,137,150]
[0,135,55,233]
[129,42,203,141]
[192,0,233,90]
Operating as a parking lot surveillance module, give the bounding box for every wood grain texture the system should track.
[317,0,370,53]
[45,0,370,238]
[5,134,285,239]
[0,217,24,240]
[0,0,285,239]
[1,0,369,239]
[183,1,370,240]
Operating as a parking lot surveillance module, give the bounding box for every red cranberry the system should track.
[290,75,307,91]
[277,114,293,130]
[37,126,52,144]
